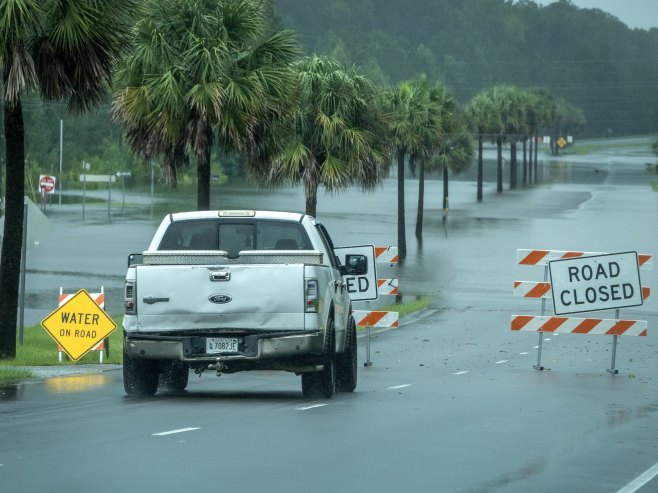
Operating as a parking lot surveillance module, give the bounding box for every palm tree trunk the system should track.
[397,149,406,260]
[477,135,483,202]
[510,141,517,189]
[522,138,528,185]
[196,127,213,210]
[304,162,319,217]
[534,130,539,183]
[0,100,26,359]
[305,188,318,217]
[496,137,503,193]
[528,135,533,183]
[415,159,424,240]
[442,165,449,211]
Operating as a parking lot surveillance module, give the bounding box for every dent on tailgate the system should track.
[135,263,306,332]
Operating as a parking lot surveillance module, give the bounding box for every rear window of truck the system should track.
[158,219,313,256]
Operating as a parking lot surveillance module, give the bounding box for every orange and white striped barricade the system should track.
[58,287,106,363]
[354,247,399,367]
[514,249,652,372]
[377,279,399,296]
[352,309,399,368]
[375,246,398,265]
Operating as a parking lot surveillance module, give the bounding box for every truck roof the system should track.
[168,210,306,222]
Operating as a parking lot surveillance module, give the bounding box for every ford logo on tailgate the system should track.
[209,294,232,304]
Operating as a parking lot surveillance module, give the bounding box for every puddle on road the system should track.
[44,374,109,393]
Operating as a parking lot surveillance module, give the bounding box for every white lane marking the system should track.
[152,427,200,436]
[495,360,509,364]
[617,461,658,493]
[519,352,529,355]
[297,404,328,411]
[452,371,469,375]
[544,338,551,341]
[388,384,412,390]
[533,345,539,349]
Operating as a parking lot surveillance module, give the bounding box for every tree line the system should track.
[0,0,631,358]
[275,0,658,138]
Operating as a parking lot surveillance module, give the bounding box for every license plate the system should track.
[206,337,239,354]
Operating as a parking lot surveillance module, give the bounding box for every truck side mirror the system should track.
[344,254,368,275]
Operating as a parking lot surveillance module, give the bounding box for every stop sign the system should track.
[39,175,56,193]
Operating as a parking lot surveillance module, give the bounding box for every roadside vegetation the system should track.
[0,319,125,382]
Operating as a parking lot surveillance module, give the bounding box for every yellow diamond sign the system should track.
[41,289,117,361]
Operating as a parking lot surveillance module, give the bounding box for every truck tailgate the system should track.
[135,264,305,332]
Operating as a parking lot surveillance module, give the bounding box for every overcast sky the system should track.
[534,0,657,30]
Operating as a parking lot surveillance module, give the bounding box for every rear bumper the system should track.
[124,330,324,364]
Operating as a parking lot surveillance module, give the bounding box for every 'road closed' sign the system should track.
[549,252,643,315]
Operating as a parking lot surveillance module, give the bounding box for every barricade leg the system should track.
[364,325,372,367]
[607,309,620,374]
[534,332,544,371]
[533,265,549,371]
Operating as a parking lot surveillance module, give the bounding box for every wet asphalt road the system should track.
[2,139,658,492]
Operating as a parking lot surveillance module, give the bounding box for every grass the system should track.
[356,295,433,332]
[0,316,124,383]
[0,367,35,383]
[379,295,432,317]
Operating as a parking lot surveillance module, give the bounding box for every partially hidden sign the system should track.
[41,289,117,361]
[335,245,378,301]
[549,252,643,315]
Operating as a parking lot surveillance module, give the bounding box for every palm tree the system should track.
[412,78,459,239]
[502,87,526,190]
[261,55,389,217]
[433,130,474,214]
[113,0,300,210]
[383,78,435,260]
[0,0,136,359]
[465,92,495,202]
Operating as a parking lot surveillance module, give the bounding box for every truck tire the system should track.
[336,315,357,392]
[301,318,336,399]
[123,348,159,397]
[159,362,189,393]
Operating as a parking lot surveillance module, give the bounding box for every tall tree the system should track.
[412,77,459,239]
[383,78,435,260]
[261,56,389,217]
[113,0,300,210]
[0,0,136,359]
[433,130,473,214]
[465,92,496,202]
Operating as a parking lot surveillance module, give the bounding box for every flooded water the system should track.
[12,137,658,327]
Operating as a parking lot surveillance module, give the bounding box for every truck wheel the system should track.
[123,349,159,397]
[336,315,357,392]
[301,319,336,399]
[159,362,189,393]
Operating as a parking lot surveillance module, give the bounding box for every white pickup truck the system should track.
[122,210,370,398]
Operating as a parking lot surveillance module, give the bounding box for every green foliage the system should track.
[274,0,658,137]
[261,55,390,216]
[0,319,124,367]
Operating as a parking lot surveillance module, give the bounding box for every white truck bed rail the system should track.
[141,250,324,266]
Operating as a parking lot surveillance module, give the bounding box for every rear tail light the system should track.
[124,281,136,315]
[305,279,318,313]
